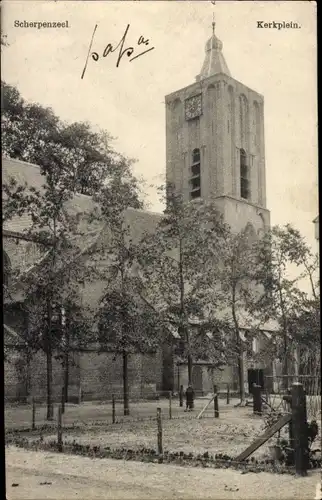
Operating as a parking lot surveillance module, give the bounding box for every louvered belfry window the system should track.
[190,148,201,199]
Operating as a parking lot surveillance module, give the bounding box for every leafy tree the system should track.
[3,163,95,417]
[140,186,229,386]
[94,200,160,415]
[252,224,319,386]
[218,226,261,404]
[2,82,144,202]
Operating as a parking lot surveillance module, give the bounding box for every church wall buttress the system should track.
[206,84,217,198]
[215,82,224,197]
[252,100,260,206]
[166,98,184,193]
[227,85,236,196]
[259,102,266,207]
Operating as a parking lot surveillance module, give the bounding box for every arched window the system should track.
[3,251,11,287]
[239,94,248,147]
[240,148,249,200]
[190,148,201,199]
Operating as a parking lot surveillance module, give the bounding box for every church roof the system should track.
[2,156,161,281]
[2,156,98,235]
[196,22,231,81]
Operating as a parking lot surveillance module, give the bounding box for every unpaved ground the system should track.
[6,447,321,500]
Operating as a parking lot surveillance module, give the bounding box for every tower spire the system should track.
[196,17,231,81]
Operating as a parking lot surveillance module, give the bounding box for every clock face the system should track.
[185,94,202,121]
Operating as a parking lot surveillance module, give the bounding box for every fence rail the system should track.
[264,375,321,419]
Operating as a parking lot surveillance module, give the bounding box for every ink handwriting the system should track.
[81,24,155,79]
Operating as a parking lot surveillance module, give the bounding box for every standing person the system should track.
[185,383,195,411]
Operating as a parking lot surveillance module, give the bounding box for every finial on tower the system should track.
[195,15,231,81]
[212,13,215,35]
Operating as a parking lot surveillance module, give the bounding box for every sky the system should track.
[2,0,318,250]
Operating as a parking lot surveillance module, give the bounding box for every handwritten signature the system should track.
[81,24,155,79]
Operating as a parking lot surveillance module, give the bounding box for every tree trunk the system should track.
[46,299,54,420]
[282,333,289,390]
[46,348,54,419]
[123,350,129,416]
[231,288,246,405]
[63,325,70,403]
[64,352,69,403]
[237,351,246,403]
[187,353,193,386]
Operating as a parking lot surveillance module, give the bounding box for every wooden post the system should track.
[179,385,183,407]
[197,396,214,419]
[291,382,308,476]
[253,384,262,415]
[57,405,63,452]
[213,385,219,418]
[157,407,163,455]
[226,384,230,405]
[112,394,116,424]
[283,390,293,460]
[32,397,36,430]
[61,387,65,414]
[288,407,294,464]
[169,391,172,419]
[78,386,82,405]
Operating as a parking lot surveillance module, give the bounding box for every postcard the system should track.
[2,2,319,499]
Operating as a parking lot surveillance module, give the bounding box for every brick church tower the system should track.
[165,21,270,235]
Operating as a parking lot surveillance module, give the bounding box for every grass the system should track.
[5,398,285,460]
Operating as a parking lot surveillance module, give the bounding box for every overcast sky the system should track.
[2,1,318,249]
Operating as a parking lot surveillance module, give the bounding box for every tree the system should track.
[140,186,229,386]
[3,161,96,417]
[252,224,319,387]
[218,225,261,404]
[2,82,144,201]
[94,201,160,415]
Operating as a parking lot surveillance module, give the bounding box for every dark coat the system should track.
[185,387,194,403]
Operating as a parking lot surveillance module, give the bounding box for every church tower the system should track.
[165,22,270,235]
